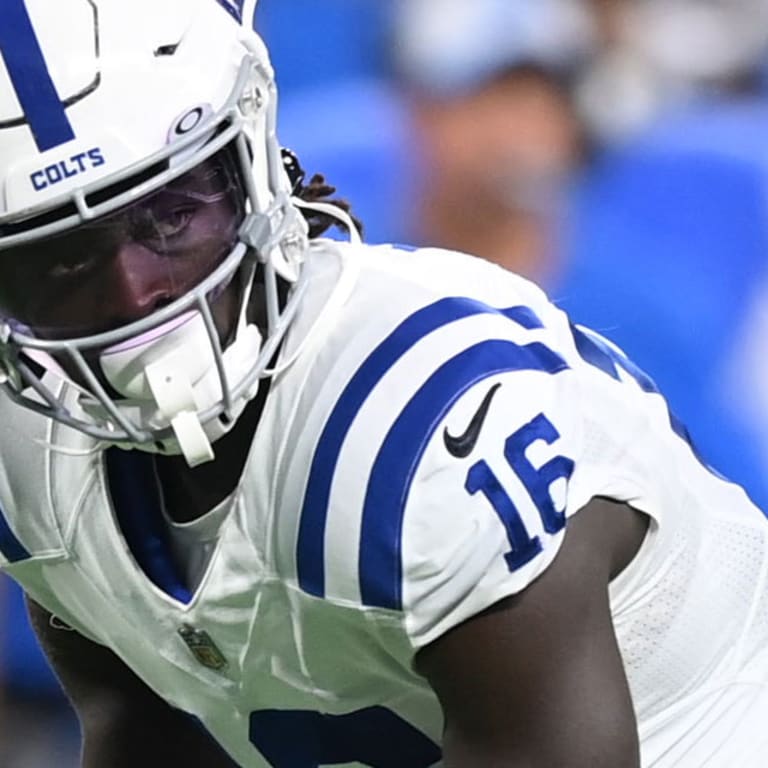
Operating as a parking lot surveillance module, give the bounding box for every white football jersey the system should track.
[1,241,767,767]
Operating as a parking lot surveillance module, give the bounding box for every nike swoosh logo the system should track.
[443,383,502,459]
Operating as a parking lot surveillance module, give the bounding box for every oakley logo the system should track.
[444,383,502,459]
[30,147,105,191]
[173,107,205,136]
[168,105,213,143]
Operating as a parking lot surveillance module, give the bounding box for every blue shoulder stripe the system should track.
[296,297,549,599]
[0,503,31,563]
[359,338,568,609]
[0,0,76,151]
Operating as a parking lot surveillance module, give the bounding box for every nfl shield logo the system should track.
[178,624,229,672]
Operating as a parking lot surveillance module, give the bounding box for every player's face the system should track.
[0,152,244,341]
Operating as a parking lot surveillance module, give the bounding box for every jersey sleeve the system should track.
[292,266,591,651]
[398,362,583,650]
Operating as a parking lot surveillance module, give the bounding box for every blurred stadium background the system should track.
[5,0,768,763]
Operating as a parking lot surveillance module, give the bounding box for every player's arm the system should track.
[26,598,239,768]
[416,496,646,768]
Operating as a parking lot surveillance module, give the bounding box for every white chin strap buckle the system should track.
[145,361,214,466]
[99,311,217,466]
[97,309,265,466]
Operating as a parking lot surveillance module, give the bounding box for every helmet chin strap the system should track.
[98,310,262,467]
[144,359,216,467]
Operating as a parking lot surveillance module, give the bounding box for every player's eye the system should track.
[131,203,199,250]
[152,206,197,239]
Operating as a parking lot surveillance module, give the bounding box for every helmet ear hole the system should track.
[281,148,306,195]
[154,44,179,57]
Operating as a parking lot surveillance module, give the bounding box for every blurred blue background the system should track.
[6,1,768,764]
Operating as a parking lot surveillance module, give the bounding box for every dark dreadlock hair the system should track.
[281,148,363,239]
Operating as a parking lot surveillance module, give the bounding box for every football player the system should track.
[1,1,768,766]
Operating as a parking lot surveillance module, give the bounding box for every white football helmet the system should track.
[0,0,312,465]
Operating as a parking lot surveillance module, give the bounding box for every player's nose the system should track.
[104,241,177,325]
